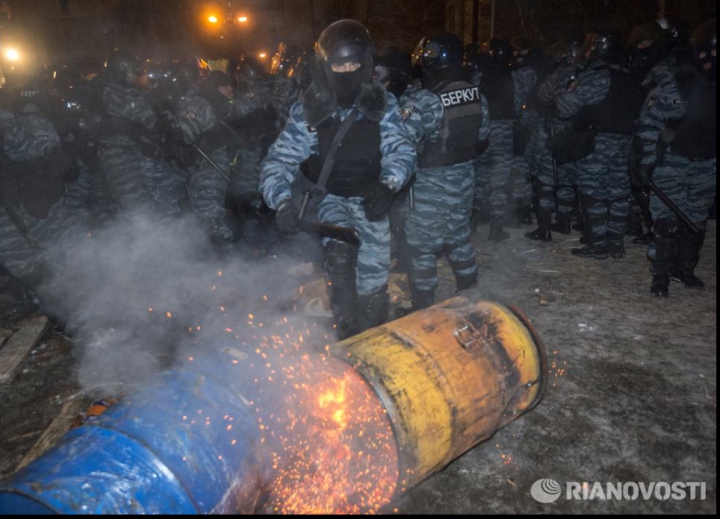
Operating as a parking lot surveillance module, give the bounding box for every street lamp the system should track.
[4,48,20,62]
[238,16,248,23]
[208,15,219,24]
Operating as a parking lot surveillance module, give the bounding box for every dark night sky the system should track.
[0,0,716,65]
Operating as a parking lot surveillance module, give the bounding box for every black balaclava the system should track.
[333,65,367,108]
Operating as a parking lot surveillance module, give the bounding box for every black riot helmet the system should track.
[665,18,691,50]
[104,49,140,85]
[566,33,585,64]
[137,58,173,90]
[234,55,266,86]
[316,19,374,108]
[52,64,85,94]
[487,38,514,70]
[413,32,464,75]
[691,19,717,82]
[317,19,373,75]
[628,22,667,76]
[588,29,623,62]
[663,18,693,65]
[375,47,412,98]
[510,36,537,69]
[169,58,201,89]
[270,43,302,77]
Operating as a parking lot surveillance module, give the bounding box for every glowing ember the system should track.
[249,322,399,515]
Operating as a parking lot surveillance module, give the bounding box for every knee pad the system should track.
[324,240,358,276]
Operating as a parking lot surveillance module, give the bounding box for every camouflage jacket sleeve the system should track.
[636,81,686,165]
[399,86,443,147]
[260,100,315,209]
[102,83,157,129]
[642,56,677,90]
[174,95,218,145]
[0,110,60,162]
[555,62,611,120]
[513,67,538,115]
[267,76,301,127]
[228,88,265,121]
[378,93,417,193]
[537,65,576,103]
[479,93,491,142]
[0,109,29,162]
[17,112,62,159]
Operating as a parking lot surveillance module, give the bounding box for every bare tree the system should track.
[366,0,447,51]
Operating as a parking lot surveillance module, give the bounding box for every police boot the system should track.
[471,203,490,232]
[607,230,626,259]
[551,213,572,235]
[571,213,609,260]
[517,203,534,226]
[489,218,510,242]
[525,209,553,242]
[356,287,390,334]
[572,199,609,259]
[325,241,360,339]
[671,224,706,290]
[651,218,679,298]
[451,257,479,292]
[411,287,436,312]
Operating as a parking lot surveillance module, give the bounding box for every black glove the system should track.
[275,199,301,235]
[631,163,654,188]
[363,182,395,221]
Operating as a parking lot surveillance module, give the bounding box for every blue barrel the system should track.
[0,347,264,515]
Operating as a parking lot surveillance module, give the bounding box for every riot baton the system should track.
[648,181,701,235]
[548,119,561,203]
[192,144,232,183]
[299,221,361,246]
[219,120,245,144]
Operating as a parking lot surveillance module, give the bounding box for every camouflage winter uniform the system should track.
[260,84,416,297]
[173,87,262,241]
[474,67,536,222]
[96,78,182,220]
[230,75,301,199]
[532,64,579,218]
[636,65,716,286]
[0,108,90,287]
[404,85,491,296]
[556,59,634,255]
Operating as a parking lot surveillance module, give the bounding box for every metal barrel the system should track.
[331,297,548,491]
[0,347,265,515]
[0,299,547,513]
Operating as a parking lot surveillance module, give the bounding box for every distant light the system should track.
[5,48,20,61]
[258,52,267,59]
[208,15,219,23]
[238,16,248,23]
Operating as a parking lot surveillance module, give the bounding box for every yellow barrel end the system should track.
[331,297,548,490]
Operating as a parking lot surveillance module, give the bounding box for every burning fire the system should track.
[169,276,399,514]
[249,326,399,515]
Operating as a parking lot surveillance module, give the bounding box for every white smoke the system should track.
[39,213,326,393]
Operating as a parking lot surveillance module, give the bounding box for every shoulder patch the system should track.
[566,79,579,93]
[186,112,196,120]
[400,107,415,120]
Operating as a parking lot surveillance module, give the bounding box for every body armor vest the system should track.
[575,66,645,135]
[304,115,382,198]
[669,67,717,159]
[480,69,516,120]
[419,80,484,169]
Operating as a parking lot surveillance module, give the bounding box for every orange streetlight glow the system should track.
[208,15,219,23]
[259,52,267,59]
[238,16,248,23]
